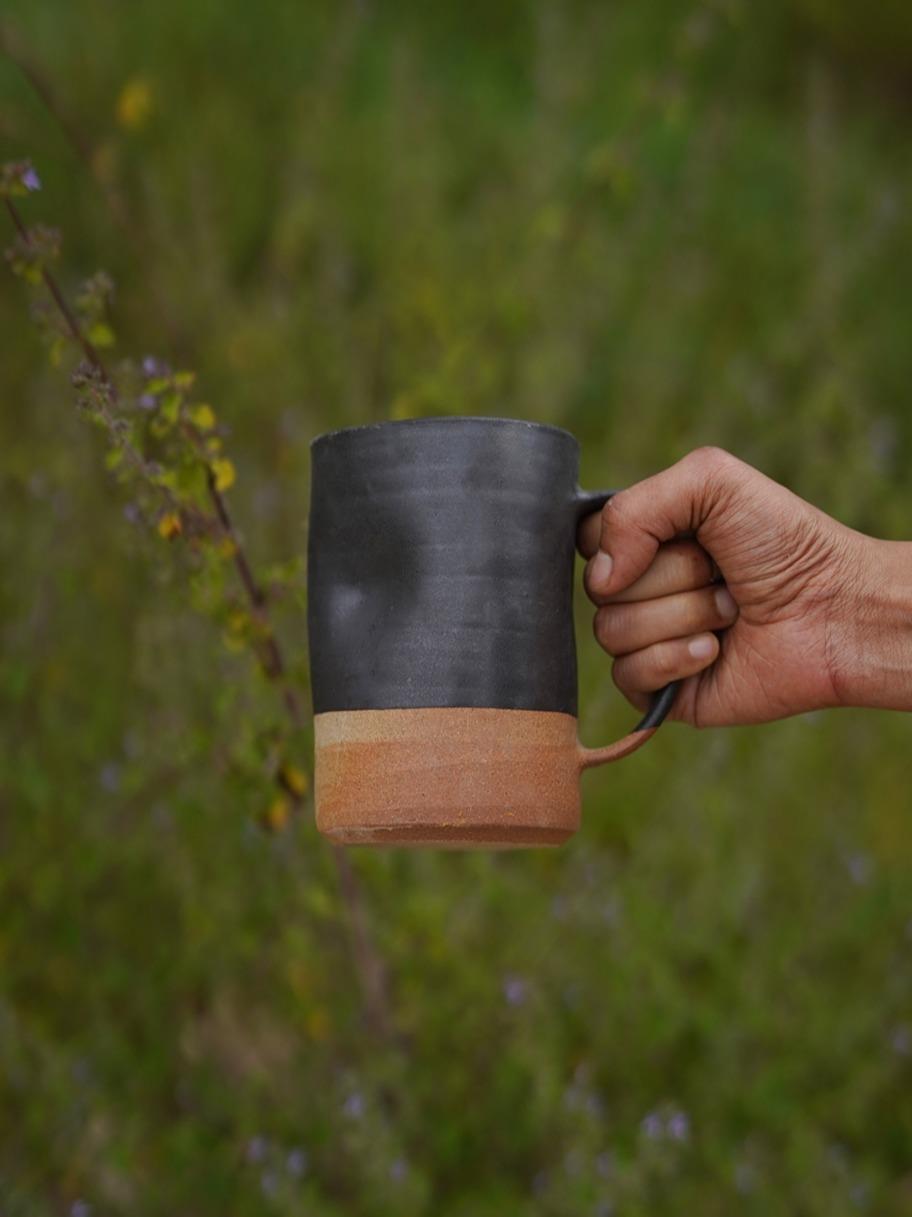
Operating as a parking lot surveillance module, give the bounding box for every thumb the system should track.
[588,447,735,597]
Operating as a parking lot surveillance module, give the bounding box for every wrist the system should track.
[827,533,912,711]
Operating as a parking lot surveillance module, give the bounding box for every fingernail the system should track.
[688,634,716,659]
[714,586,738,620]
[590,550,613,588]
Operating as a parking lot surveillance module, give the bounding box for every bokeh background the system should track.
[3,1,912,1213]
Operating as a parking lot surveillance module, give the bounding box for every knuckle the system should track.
[669,539,712,586]
[601,489,633,530]
[652,643,679,680]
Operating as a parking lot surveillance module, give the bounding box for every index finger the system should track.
[577,510,603,559]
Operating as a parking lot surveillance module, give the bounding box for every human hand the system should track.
[578,447,912,726]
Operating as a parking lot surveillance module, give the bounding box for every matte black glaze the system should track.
[307,417,676,719]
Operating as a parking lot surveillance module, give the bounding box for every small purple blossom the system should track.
[890,1024,911,1057]
[343,1090,365,1119]
[734,1161,756,1194]
[595,1150,614,1179]
[22,166,41,192]
[845,852,873,886]
[286,1147,308,1177]
[246,1135,269,1164]
[98,761,121,792]
[389,1156,408,1182]
[640,1105,690,1143]
[640,1110,663,1140]
[70,1204,91,1217]
[137,393,157,410]
[142,355,167,378]
[502,973,528,1007]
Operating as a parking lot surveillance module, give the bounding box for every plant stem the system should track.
[4,194,394,1045]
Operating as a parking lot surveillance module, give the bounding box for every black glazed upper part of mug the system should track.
[307,417,607,715]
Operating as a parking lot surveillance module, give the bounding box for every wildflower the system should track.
[640,1110,663,1140]
[21,165,41,192]
[280,763,309,798]
[502,973,528,1006]
[389,1157,408,1182]
[211,457,236,492]
[890,1024,911,1057]
[845,852,873,886]
[98,761,121,792]
[246,1135,268,1164]
[116,77,154,130]
[343,1091,365,1119]
[157,511,182,540]
[286,1147,308,1177]
[595,1151,614,1179]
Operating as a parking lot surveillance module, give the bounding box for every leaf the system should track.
[173,370,196,389]
[157,511,182,540]
[87,321,115,348]
[189,403,216,430]
[105,447,124,471]
[160,392,181,424]
[211,458,236,492]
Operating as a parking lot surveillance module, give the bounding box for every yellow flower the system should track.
[263,795,291,832]
[115,77,154,131]
[157,511,182,540]
[280,763,309,798]
[211,458,236,492]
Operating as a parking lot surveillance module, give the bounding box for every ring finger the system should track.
[594,583,738,656]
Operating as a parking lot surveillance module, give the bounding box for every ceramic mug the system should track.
[307,417,677,848]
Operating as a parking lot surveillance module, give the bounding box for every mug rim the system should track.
[311,415,578,450]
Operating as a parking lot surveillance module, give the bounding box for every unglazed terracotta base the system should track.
[314,707,656,848]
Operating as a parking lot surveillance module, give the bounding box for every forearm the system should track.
[829,536,912,712]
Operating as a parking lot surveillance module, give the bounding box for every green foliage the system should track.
[2,1,912,1214]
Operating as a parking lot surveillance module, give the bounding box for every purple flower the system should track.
[246,1135,269,1163]
[890,1024,911,1057]
[640,1110,663,1140]
[286,1147,308,1177]
[595,1150,614,1179]
[343,1091,365,1119]
[389,1157,408,1182]
[845,852,873,886]
[70,1204,91,1217]
[667,1109,690,1142]
[502,973,528,1007]
[98,761,121,793]
[137,393,157,410]
[22,166,41,192]
[142,355,166,377]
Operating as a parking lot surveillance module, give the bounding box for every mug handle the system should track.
[574,488,681,770]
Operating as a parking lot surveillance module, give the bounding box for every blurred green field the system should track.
[2,1,912,1213]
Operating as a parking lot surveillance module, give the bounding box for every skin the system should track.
[578,446,912,727]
